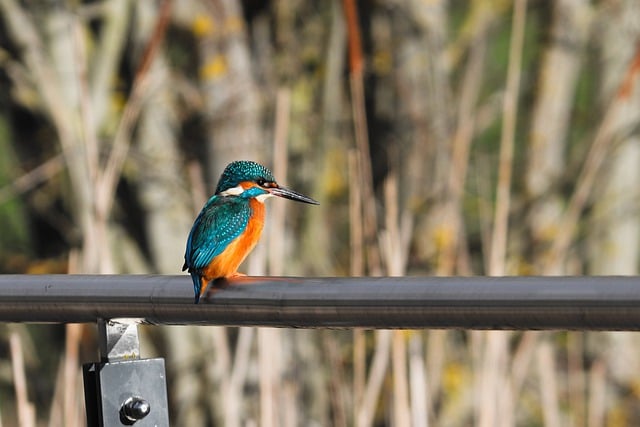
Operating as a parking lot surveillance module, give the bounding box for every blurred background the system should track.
[1,0,640,425]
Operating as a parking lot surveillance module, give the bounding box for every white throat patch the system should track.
[255,193,273,203]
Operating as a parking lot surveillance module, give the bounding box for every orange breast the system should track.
[202,198,265,280]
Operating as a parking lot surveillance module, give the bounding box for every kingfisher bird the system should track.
[183,160,318,303]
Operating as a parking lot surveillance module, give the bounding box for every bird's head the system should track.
[215,160,319,205]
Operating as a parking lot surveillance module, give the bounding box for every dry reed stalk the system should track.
[208,327,232,423]
[473,152,495,271]
[72,10,113,274]
[438,26,487,276]
[509,331,539,399]
[567,332,586,427]
[343,0,381,276]
[349,151,364,276]
[426,331,446,420]
[323,331,349,427]
[191,161,234,424]
[537,339,561,427]
[89,0,130,124]
[258,86,292,427]
[269,87,291,276]
[47,358,64,427]
[490,332,538,427]
[349,151,366,424]
[478,331,509,427]
[353,328,366,426]
[224,327,254,427]
[281,378,297,427]
[392,331,411,427]
[469,330,484,422]
[480,3,527,427]
[73,17,99,192]
[259,328,281,427]
[10,332,35,427]
[62,260,82,427]
[488,0,527,276]
[382,174,413,427]
[587,359,606,427]
[63,324,83,427]
[409,334,429,427]
[381,174,413,276]
[356,330,392,427]
[343,2,389,419]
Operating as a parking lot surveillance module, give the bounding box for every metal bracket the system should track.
[83,319,170,426]
[98,318,142,362]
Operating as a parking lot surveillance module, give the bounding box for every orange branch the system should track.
[343,0,363,75]
[135,0,173,80]
[617,41,640,99]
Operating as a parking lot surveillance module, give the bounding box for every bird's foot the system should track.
[227,272,256,285]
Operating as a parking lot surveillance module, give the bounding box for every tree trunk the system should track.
[526,0,590,274]
[197,0,265,183]
[133,2,193,275]
[588,0,640,415]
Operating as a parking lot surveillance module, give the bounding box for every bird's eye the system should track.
[257,178,266,186]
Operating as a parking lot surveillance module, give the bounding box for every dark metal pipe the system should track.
[1,275,640,330]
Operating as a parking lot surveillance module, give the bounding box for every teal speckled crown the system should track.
[215,161,275,194]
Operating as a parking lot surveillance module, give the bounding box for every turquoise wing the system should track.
[184,196,251,271]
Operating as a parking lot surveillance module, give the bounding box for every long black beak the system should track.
[270,186,319,205]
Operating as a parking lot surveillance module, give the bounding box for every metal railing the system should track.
[3,274,640,426]
[1,274,640,329]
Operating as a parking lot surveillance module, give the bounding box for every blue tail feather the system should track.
[191,272,202,304]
